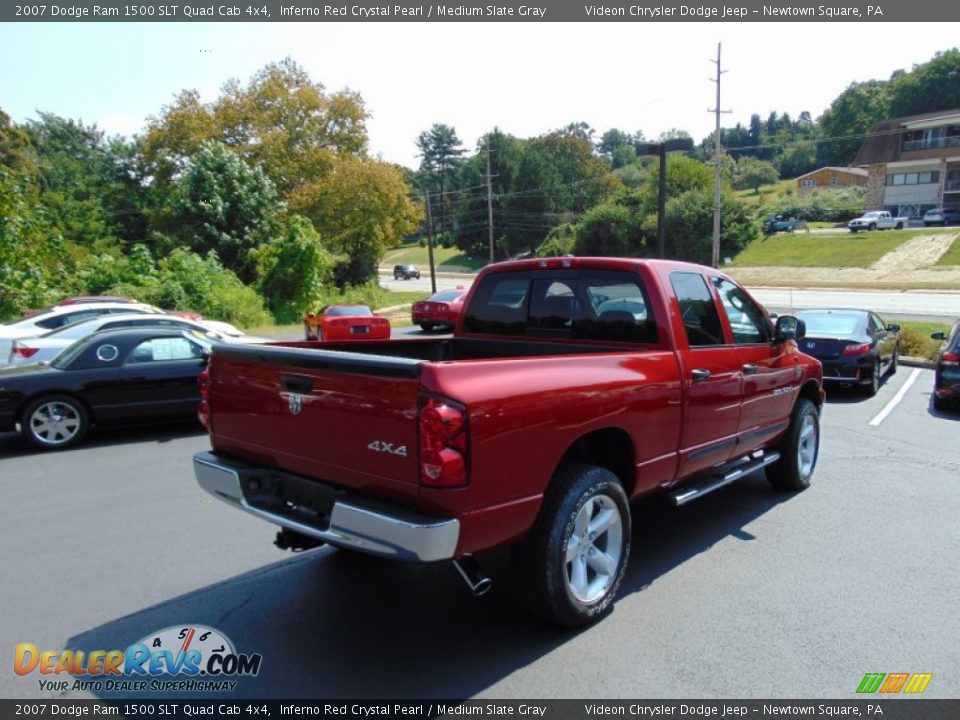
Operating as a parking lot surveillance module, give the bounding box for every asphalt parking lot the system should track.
[1,366,958,700]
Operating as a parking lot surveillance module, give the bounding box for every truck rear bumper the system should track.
[194,451,460,563]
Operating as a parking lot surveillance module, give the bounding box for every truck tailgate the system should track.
[207,344,425,503]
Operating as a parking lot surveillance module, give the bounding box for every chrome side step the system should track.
[669,451,781,507]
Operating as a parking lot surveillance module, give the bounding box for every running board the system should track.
[669,451,781,506]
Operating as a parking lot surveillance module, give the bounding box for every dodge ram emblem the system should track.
[288,394,303,415]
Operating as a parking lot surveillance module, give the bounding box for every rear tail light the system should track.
[197,367,211,429]
[943,351,959,366]
[419,396,469,488]
[842,343,871,356]
[373,317,389,326]
[11,343,39,359]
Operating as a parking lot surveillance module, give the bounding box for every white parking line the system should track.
[869,368,921,427]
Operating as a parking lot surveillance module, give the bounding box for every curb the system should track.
[899,356,937,369]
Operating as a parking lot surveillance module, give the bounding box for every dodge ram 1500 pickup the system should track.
[193,257,824,626]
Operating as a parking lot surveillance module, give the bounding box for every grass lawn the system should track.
[732,230,916,267]
[734,178,796,208]
[935,235,960,266]
[384,239,487,272]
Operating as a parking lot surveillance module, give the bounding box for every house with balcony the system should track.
[852,109,960,218]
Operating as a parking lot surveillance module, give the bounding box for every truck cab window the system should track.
[670,272,724,347]
[712,277,771,344]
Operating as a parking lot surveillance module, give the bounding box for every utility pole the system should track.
[424,189,437,294]
[708,42,731,269]
[486,136,495,265]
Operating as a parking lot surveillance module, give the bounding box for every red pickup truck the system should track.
[194,258,824,626]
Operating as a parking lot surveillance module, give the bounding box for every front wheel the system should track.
[889,347,899,375]
[869,223,877,231]
[895,222,904,230]
[23,395,89,450]
[512,464,631,627]
[767,398,819,492]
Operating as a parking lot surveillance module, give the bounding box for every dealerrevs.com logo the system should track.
[14,625,262,693]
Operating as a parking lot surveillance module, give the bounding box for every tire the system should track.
[419,322,436,332]
[933,395,949,412]
[888,347,898,375]
[861,359,881,396]
[868,223,877,231]
[850,228,858,234]
[767,398,819,492]
[22,395,89,450]
[895,222,904,230]
[511,464,631,627]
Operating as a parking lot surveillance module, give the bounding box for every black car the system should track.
[0,327,213,450]
[393,264,421,280]
[931,321,960,411]
[795,309,901,397]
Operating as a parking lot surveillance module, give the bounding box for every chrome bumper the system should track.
[194,451,460,562]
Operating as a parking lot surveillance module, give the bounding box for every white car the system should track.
[0,302,163,365]
[5,313,268,367]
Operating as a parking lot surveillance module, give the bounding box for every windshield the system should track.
[797,311,863,336]
[429,290,464,302]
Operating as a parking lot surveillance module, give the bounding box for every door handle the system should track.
[741,363,759,375]
[691,369,711,382]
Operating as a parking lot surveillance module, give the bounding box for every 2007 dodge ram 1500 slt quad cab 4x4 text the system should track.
[193,257,824,626]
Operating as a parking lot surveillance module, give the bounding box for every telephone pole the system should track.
[486,137,495,264]
[423,189,437,294]
[708,42,731,269]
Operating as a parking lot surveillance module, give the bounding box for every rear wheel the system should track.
[895,222,904,230]
[869,223,877,231]
[889,347,899,375]
[512,464,631,627]
[767,399,819,492]
[23,395,89,450]
[933,395,950,411]
[419,322,435,332]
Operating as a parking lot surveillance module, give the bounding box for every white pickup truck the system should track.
[848,211,909,232]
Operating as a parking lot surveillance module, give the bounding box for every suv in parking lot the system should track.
[393,264,421,280]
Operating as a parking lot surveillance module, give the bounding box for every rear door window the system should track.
[463,272,531,336]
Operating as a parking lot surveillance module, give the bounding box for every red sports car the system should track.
[304,305,391,341]
[411,289,467,332]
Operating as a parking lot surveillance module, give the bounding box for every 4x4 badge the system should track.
[288,394,303,415]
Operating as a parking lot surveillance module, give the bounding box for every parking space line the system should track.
[869,368,921,427]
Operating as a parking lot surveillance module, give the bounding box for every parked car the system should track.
[922,208,960,227]
[194,257,824,626]
[930,321,960,411]
[848,211,909,232]
[0,327,214,450]
[762,215,805,235]
[303,305,391,341]
[795,309,900,396]
[393,264,421,280]
[411,289,467,332]
[19,296,138,319]
[6,314,266,367]
[0,303,162,366]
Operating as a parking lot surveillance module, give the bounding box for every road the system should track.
[382,272,960,321]
[2,367,958,700]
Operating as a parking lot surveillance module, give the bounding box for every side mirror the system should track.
[931,331,946,341]
[886,323,901,333]
[774,315,805,342]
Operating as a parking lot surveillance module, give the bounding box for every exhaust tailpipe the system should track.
[453,555,493,597]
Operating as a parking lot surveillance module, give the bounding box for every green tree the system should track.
[415,123,465,237]
[171,141,283,282]
[817,79,891,166]
[732,156,780,193]
[142,58,368,197]
[254,215,337,322]
[776,141,818,179]
[0,169,63,319]
[651,189,756,265]
[0,109,36,173]
[288,156,422,285]
[889,49,960,118]
[572,200,646,257]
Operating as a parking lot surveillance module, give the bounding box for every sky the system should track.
[1,22,958,169]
